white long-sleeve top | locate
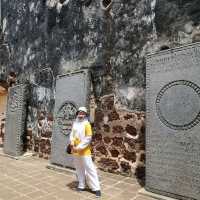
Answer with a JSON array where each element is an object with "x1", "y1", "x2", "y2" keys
[{"x1": 70, "y1": 119, "x2": 93, "y2": 156}]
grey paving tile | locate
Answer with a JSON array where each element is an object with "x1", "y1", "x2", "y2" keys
[{"x1": 0, "y1": 153, "x2": 156, "y2": 200}]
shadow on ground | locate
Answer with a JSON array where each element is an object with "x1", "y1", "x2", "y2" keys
[{"x1": 66, "y1": 181, "x2": 95, "y2": 194}]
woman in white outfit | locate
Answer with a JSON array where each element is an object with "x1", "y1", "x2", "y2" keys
[{"x1": 70, "y1": 107, "x2": 101, "y2": 198}]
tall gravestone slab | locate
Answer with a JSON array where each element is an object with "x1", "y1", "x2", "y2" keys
[
  {"x1": 146, "y1": 42, "x2": 200, "y2": 200},
  {"x1": 50, "y1": 70, "x2": 90, "y2": 168},
  {"x1": 4, "y1": 84, "x2": 28, "y2": 157}
]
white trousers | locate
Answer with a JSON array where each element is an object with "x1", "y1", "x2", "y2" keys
[{"x1": 73, "y1": 156, "x2": 101, "y2": 191}]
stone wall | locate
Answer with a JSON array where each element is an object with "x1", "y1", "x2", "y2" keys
[
  {"x1": 25, "y1": 110, "x2": 53, "y2": 159},
  {"x1": 1, "y1": 0, "x2": 152, "y2": 111},
  {"x1": 25, "y1": 84, "x2": 54, "y2": 159},
  {"x1": 92, "y1": 94, "x2": 145, "y2": 178},
  {"x1": 2, "y1": 0, "x2": 200, "y2": 113},
  {"x1": 0, "y1": 0, "x2": 200, "y2": 179}
]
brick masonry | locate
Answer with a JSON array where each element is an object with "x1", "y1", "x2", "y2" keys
[
  {"x1": 25, "y1": 111, "x2": 53, "y2": 160},
  {"x1": 0, "y1": 117, "x2": 5, "y2": 147},
  {"x1": 92, "y1": 94, "x2": 145, "y2": 178}
]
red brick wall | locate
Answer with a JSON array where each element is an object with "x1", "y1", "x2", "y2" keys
[
  {"x1": 0, "y1": 117, "x2": 5, "y2": 147},
  {"x1": 25, "y1": 112, "x2": 53, "y2": 159},
  {"x1": 92, "y1": 94, "x2": 145, "y2": 178}
]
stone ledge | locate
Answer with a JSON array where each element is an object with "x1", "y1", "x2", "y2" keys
[
  {"x1": 0, "y1": 148, "x2": 35, "y2": 160},
  {"x1": 46, "y1": 163, "x2": 76, "y2": 175},
  {"x1": 139, "y1": 188, "x2": 178, "y2": 200}
]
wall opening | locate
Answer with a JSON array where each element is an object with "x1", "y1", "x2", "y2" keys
[
  {"x1": 59, "y1": 0, "x2": 66, "y2": 4},
  {"x1": 102, "y1": 0, "x2": 112, "y2": 8},
  {"x1": 101, "y1": 0, "x2": 112, "y2": 11},
  {"x1": 160, "y1": 45, "x2": 170, "y2": 51}
]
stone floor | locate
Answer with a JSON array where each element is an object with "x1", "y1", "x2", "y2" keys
[{"x1": 0, "y1": 151, "x2": 156, "y2": 200}]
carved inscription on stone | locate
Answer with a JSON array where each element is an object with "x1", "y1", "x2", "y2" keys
[
  {"x1": 147, "y1": 46, "x2": 200, "y2": 73},
  {"x1": 51, "y1": 70, "x2": 90, "y2": 168},
  {"x1": 156, "y1": 80, "x2": 200, "y2": 130},
  {"x1": 4, "y1": 84, "x2": 28, "y2": 157},
  {"x1": 146, "y1": 43, "x2": 200, "y2": 200},
  {"x1": 56, "y1": 102, "x2": 77, "y2": 135}
]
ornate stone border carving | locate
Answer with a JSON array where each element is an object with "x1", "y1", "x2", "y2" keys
[
  {"x1": 56, "y1": 101, "x2": 77, "y2": 135},
  {"x1": 4, "y1": 84, "x2": 28, "y2": 156},
  {"x1": 156, "y1": 80, "x2": 200, "y2": 130}
]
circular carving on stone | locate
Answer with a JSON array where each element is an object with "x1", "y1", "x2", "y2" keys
[
  {"x1": 56, "y1": 102, "x2": 77, "y2": 135},
  {"x1": 156, "y1": 80, "x2": 200, "y2": 130}
]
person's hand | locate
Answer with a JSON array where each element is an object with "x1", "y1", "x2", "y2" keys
[{"x1": 72, "y1": 146, "x2": 78, "y2": 153}]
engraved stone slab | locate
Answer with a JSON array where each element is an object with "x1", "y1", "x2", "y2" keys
[
  {"x1": 146, "y1": 42, "x2": 200, "y2": 200},
  {"x1": 50, "y1": 70, "x2": 90, "y2": 168},
  {"x1": 4, "y1": 84, "x2": 28, "y2": 157}
]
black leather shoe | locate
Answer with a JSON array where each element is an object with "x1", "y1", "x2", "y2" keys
[{"x1": 95, "y1": 190, "x2": 101, "y2": 198}]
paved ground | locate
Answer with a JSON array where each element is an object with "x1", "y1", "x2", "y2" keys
[{"x1": 0, "y1": 151, "x2": 155, "y2": 200}]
